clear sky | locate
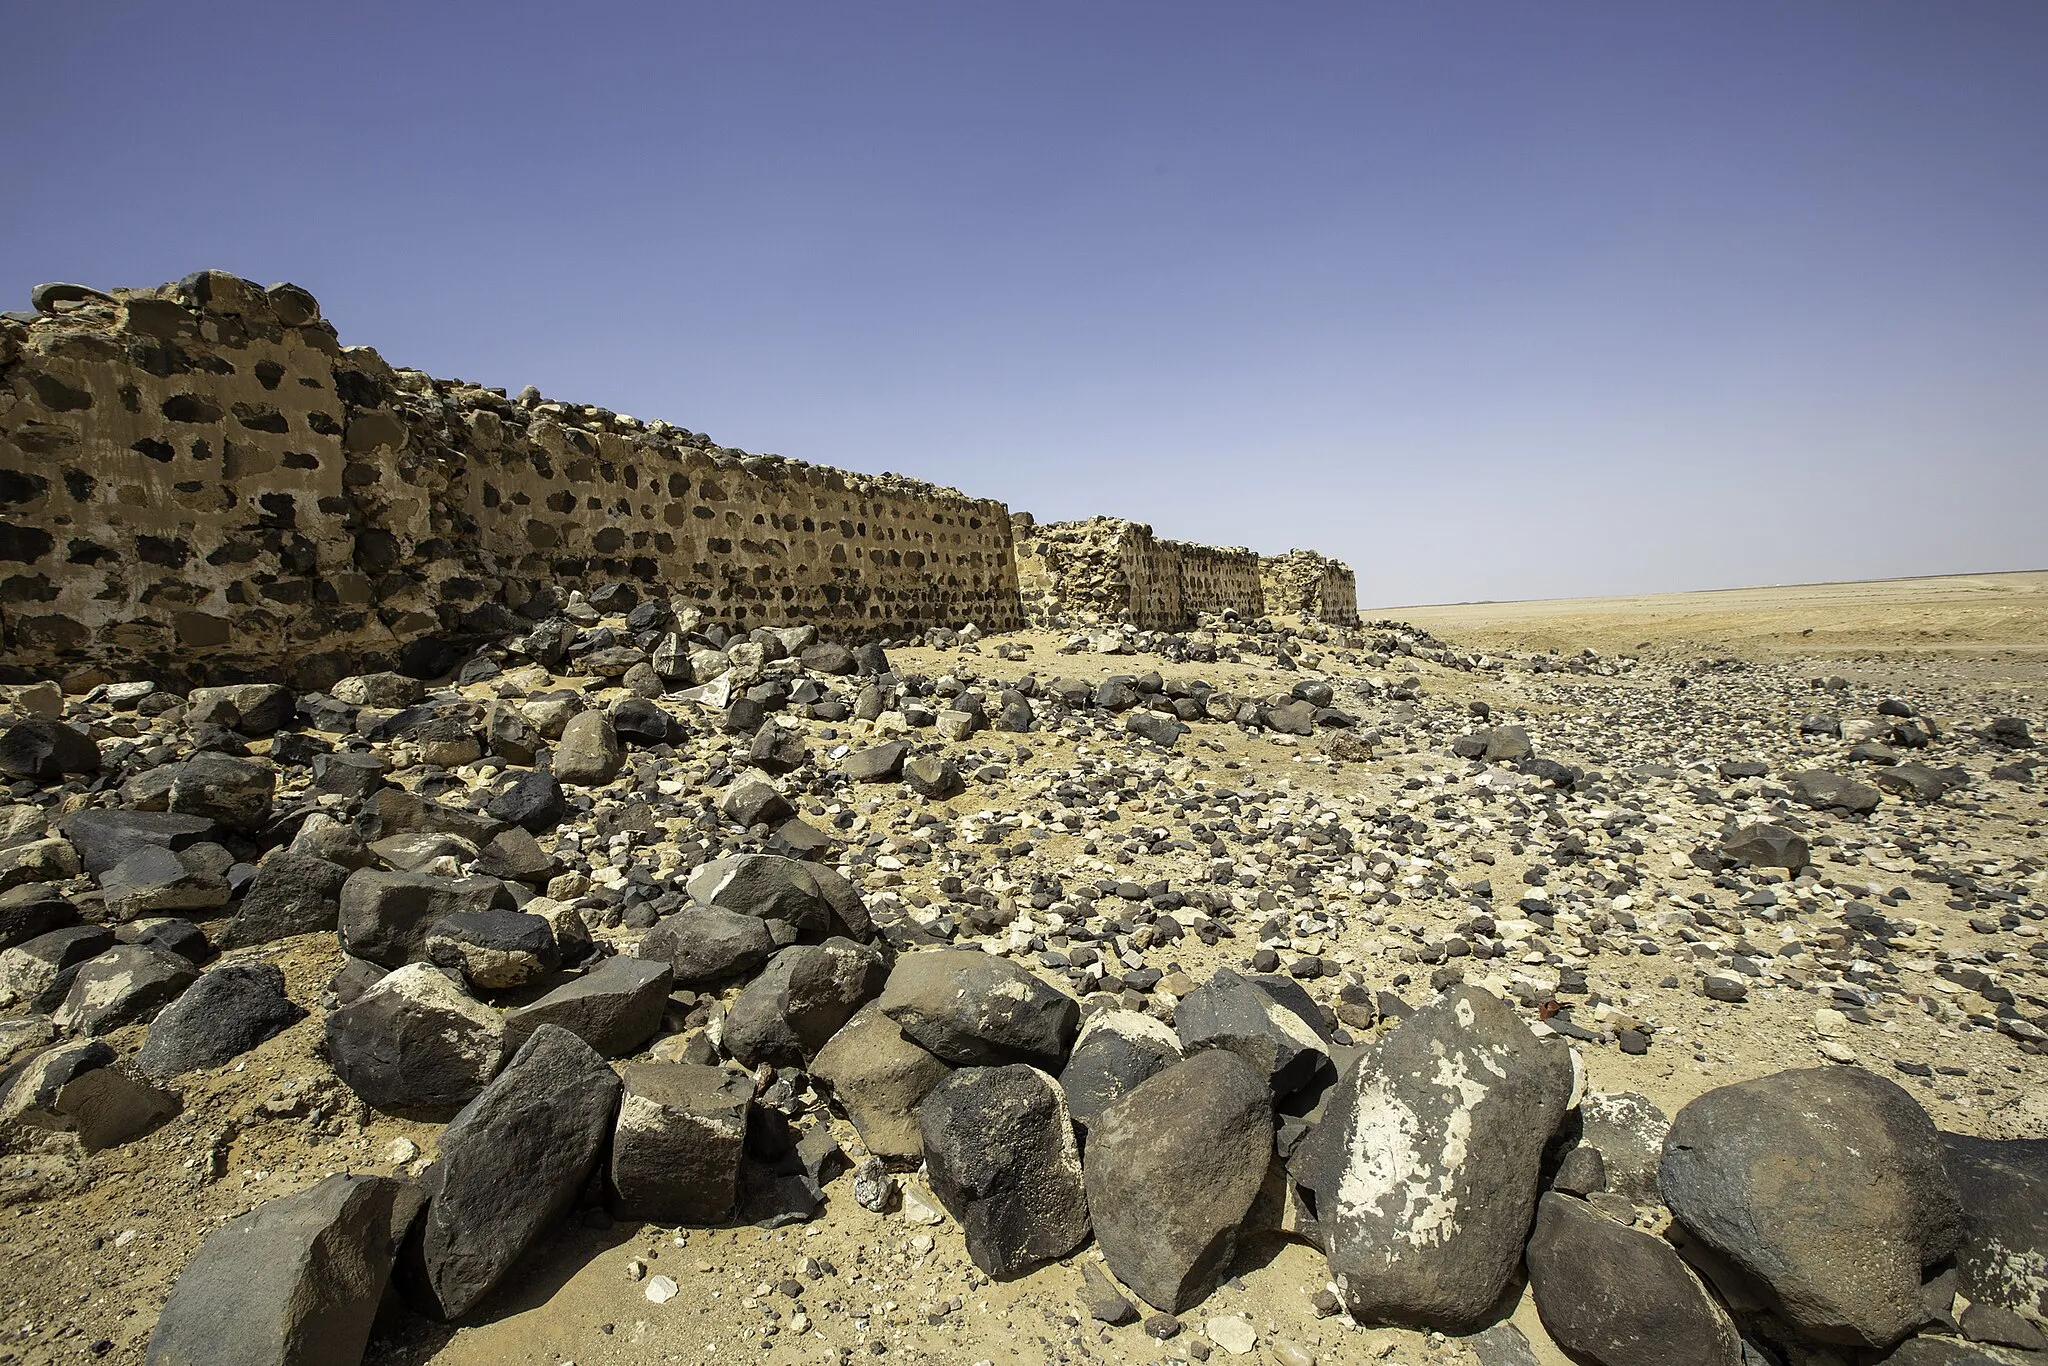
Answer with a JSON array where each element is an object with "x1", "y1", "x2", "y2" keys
[{"x1": 6, "y1": 2, "x2": 2044, "y2": 607}]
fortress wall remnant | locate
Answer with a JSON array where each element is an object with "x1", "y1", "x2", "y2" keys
[
  {"x1": 0, "y1": 273, "x2": 1020, "y2": 686},
  {"x1": 1261, "y1": 549, "x2": 1360, "y2": 626},
  {"x1": 1015, "y1": 517, "x2": 1267, "y2": 629},
  {"x1": 1163, "y1": 539, "x2": 1264, "y2": 620}
]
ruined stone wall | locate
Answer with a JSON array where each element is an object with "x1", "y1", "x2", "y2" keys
[
  {"x1": 1013, "y1": 517, "x2": 1139, "y2": 626},
  {"x1": 1, "y1": 272, "x2": 1020, "y2": 686},
  {"x1": 1016, "y1": 519, "x2": 1268, "y2": 629},
  {"x1": 384, "y1": 371, "x2": 1020, "y2": 643},
  {"x1": 1164, "y1": 539, "x2": 1264, "y2": 620},
  {"x1": 0, "y1": 272, "x2": 483, "y2": 689},
  {"x1": 1261, "y1": 549, "x2": 1360, "y2": 626}
]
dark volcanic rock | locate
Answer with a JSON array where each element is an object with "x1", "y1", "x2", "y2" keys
[
  {"x1": 1719, "y1": 823, "x2": 1809, "y2": 872},
  {"x1": 721, "y1": 776, "x2": 794, "y2": 828},
  {"x1": 401, "y1": 1026, "x2": 621, "y2": 1320},
  {"x1": 1058, "y1": 1008, "x2": 1182, "y2": 1135},
  {"x1": 637, "y1": 905, "x2": 778, "y2": 986},
  {"x1": 1658, "y1": 1067, "x2": 1963, "y2": 1348},
  {"x1": 1082, "y1": 1048, "x2": 1272, "y2": 1313},
  {"x1": 167, "y1": 753, "x2": 275, "y2": 832},
  {"x1": 1173, "y1": 968, "x2": 1331, "y2": 1097},
  {"x1": 338, "y1": 869, "x2": 512, "y2": 968},
  {"x1": 1526, "y1": 1192, "x2": 1740, "y2": 1366},
  {"x1": 146, "y1": 1174, "x2": 414, "y2": 1366},
  {"x1": 1575, "y1": 1092, "x2": 1671, "y2": 1204},
  {"x1": 0, "y1": 719, "x2": 100, "y2": 780},
  {"x1": 685, "y1": 853, "x2": 851, "y2": 940},
  {"x1": 723, "y1": 938, "x2": 888, "y2": 1067},
  {"x1": 1, "y1": 1039, "x2": 180, "y2": 1151},
  {"x1": 1789, "y1": 770, "x2": 1882, "y2": 816},
  {"x1": 137, "y1": 962, "x2": 304, "y2": 1078},
  {"x1": 502, "y1": 955, "x2": 672, "y2": 1059},
  {"x1": 325, "y1": 963, "x2": 505, "y2": 1120},
  {"x1": 811, "y1": 1002, "x2": 953, "y2": 1163},
  {"x1": 56, "y1": 809, "x2": 216, "y2": 876},
  {"x1": 484, "y1": 768, "x2": 565, "y2": 834},
  {"x1": 919, "y1": 1064, "x2": 1090, "y2": 1278},
  {"x1": 1289, "y1": 985, "x2": 1577, "y2": 1331},
  {"x1": 222, "y1": 852, "x2": 349, "y2": 947},
  {"x1": 878, "y1": 949, "x2": 1080, "y2": 1070},
  {"x1": 53, "y1": 945, "x2": 199, "y2": 1035},
  {"x1": 1940, "y1": 1132, "x2": 2048, "y2": 1322},
  {"x1": 609, "y1": 1061, "x2": 753, "y2": 1224},
  {"x1": 423, "y1": 909, "x2": 560, "y2": 992},
  {"x1": 0, "y1": 883, "x2": 77, "y2": 951},
  {"x1": 838, "y1": 741, "x2": 909, "y2": 783}
]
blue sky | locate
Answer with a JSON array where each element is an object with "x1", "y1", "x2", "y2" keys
[{"x1": 6, "y1": 2, "x2": 2044, "y2": 606}]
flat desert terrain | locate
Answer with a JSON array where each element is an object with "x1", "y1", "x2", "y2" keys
[{"x1": 1382, "y1": 569, "x2": 2048, "y2": 675}]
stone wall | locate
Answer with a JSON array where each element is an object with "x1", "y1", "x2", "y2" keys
[
  {"x1": 1, "y1": 273, "x2": 1020, "y2": 686},
  {"x1": 1014, "y1": 517, "x2": 1266, "y2": 629},
  {"x1": 2, "y1": 269, "x2": 1360, "y2": 683},
  {"x1": 1261, "y1": 550, "x2": 1360, "y2": 626},
  {"x1": 1165, "y1": 539, "x2": 1264, "y2": 620}
]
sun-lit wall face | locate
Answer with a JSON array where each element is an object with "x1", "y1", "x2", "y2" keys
[{"x1": 0, "y1": 272, "x2": 1022, "y2": 687}]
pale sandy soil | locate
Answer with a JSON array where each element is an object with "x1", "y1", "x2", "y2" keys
[
  {"x1": 1377, "y1": 569, "x2": 2048, "y2": 672},
  {"x1": 3, "y1": 592, "x2": 2043, "y2": 1366}
]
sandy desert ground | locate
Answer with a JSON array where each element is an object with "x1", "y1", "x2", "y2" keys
[
  {"x1": 3, "y1": 571, "x2": 2043, "y2": 1366},
  {"x1": 1381, "y1": 570, "x2": 2048, "y2": 680}
]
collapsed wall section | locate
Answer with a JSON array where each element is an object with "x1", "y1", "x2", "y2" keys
[
  {"x1": 0, "y1": 272, "x2": 1021, "y2": 686},
  {"x1": 1262, "y1": 549, "x2": 1360, "y2": 626},
  {"x1": 1014, "y1": 517, "x2": 1266, "y2": 629}
]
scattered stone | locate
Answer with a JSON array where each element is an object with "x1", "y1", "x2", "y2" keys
[
  {"x1": 839, "y1": 742, "x2": 909, "y2": 783},
  {"x1": 99, "y1": 844, "x2": 231, "y2": 922},
  {"x1": 167, "y1": 753, "x2": 274, "y2": 831},
  {"x1": 1083, "y1": 1048, "x2": 1272, "y2": 1312},
  {"x1": 223, "y1": 852, "x2": 349, "y2": 946},
  {"x1": 1289, "y1": 985, "x2": 1577, "y2": 1331},
  {"x1": 55, "y1": 809, "x2": 216, "y2": 877},
  {"x1": 146, "y1": 1174, "x2": 413, "y2": 1366},
  {"x1": 400, "y1": 1026, "x2": 621, "y2": 1319},
  {"x1": 1658, "y1": 1067, "x2": 1963, "y2": 1348},
  {"x1": 1080, "y1": 1261, "x2": 1139, "y2": 1325},
  {"x1": 553, "y1": 711, "x2": 624, "y2": 786},
  {"x1": 1789, "y1": 770, "x2": 1882, "y2": 816},
  {"x1": 1720, "y1": 823, "x2": 1809, "y2": 871},
  {"x1": 1205, "y1": 1314, "x2": 1257, "y2": 1356},
  {"x1": 919, "y1": 1064, "x2": 1090, "y2": 1277},
  {"x1": 686, "y1": 853, "x2": 858, "y2": 940},
  {"x1": 136, "y1": 962, "x2": 304, "y2": 1078}
]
